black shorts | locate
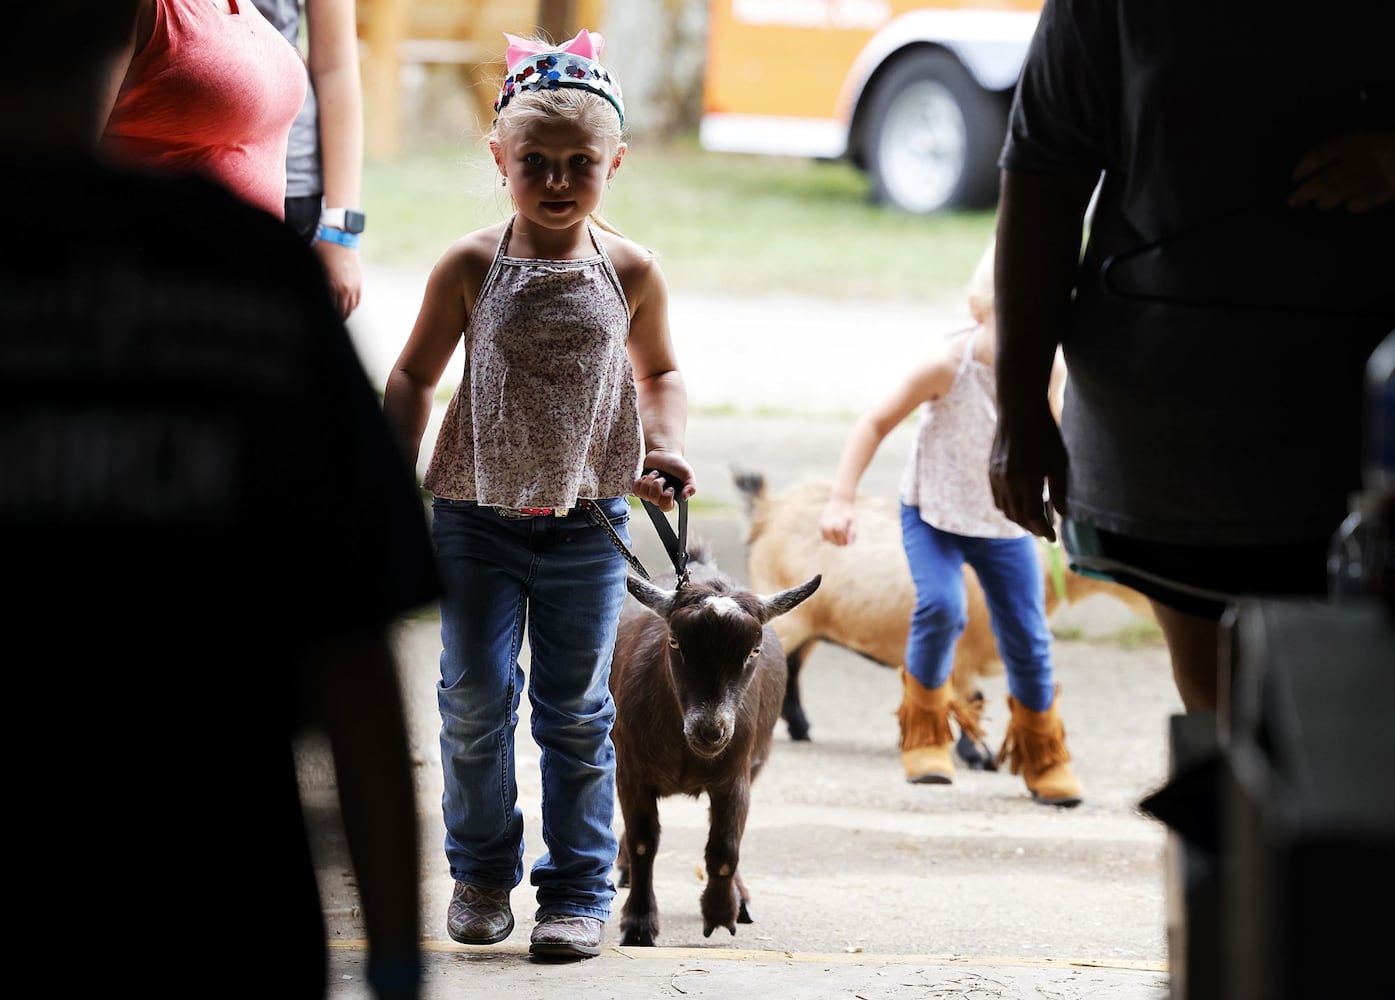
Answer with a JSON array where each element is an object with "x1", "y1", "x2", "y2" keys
[
  {"x1": 1061, "y1": 518, "x2": 1329, "y2": 620},
  {"x1": 284, "y1": 194, "x2": 321, "y2": 244}
]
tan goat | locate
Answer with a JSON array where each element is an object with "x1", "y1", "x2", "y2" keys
[{"x1": 734, "y1": 471, "x2": 1155, "y2": 758}]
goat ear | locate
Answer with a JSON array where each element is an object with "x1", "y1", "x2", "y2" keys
[
  {"x1": 627, "y1": 573, "x2": 677, "y2": 616},
  {"x1": 757, "y1": 574, "x2": 821, "y2": 624}
]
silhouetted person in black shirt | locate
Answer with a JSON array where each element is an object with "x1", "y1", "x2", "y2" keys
[{"x1": 1, "y1": 5, "x2": 440, "y2": 997}]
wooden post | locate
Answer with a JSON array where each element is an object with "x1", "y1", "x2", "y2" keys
[
  {"x1": 363, "y1": 0, "x2": 408, "y2": 158},
  {"x1": 537, "y1": 0, "x2": 578, "y2": 41},
  {"x1": 356, "y1": 0, "x2": 605, "y2": 156},
  {"x1": 576, "y1": 0, "x2": 605, "y2": 33}
]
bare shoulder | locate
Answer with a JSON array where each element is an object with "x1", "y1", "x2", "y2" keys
[
  {"x1": 594, "y1": 226, "x2": 657, "y2": 268},
  {"x1": 923, "y1": 328, "x2": 970, "y2": 377},
  {"x1": 596, "y1": 228, "x2": 666, "y2": 306},
  {"x1": 409, "y1": 223, "x2": 506, "y2": 320},
  {"x1": 424, "y1": 223, "x2": 505, "y2": 310},
  {"x1": 434, "y1": 223, "x2": 503, "y2": 274},
  {"x1": 907, "y1": 329, "x2": 969, "y2": 400}
]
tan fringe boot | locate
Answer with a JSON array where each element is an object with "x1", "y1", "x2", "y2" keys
[
  {"x1": 898, "y1": 669, "x2": 956, "y2": 784},
  {"x1": 995, "y1": 685, "x2": 1084, "y2": 807}
]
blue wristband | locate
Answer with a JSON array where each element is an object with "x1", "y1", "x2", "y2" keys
[{"x1": 316, "y1": 224, "x2": 361, "y2": 249}]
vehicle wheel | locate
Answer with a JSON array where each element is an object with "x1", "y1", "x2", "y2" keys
[{"x1": 862, "y1": 49, "x2": 1008, "y2": 214}]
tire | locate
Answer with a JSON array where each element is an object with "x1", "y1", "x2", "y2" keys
[{"x1": 862, "y1": 49, "x2": 1009, "y2": 214}]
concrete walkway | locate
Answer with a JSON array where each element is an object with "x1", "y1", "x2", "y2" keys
[
  {"x1": 327, "y1": 943, "x2": 1170, "y2": 999},
  {"x1": 319, "y1": 265, "x2": 1179, "y2": 1000}
]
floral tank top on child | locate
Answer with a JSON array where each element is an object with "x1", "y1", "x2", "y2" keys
[
  {"x1": 423, "y1": 218, "x2": 644, "y2": 509},
  {"x1": 899, "y1": 328, "x2": 1027, "y2": 540}
]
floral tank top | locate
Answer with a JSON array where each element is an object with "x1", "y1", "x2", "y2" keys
[
  {"x1": 899, "y1": 328, "x2": 1027, "y2": 539},
  {"x1": 422, "y1": 218, "x2": 643, "y2": 508}
]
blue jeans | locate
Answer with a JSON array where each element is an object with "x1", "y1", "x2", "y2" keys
[
  {"x1": 900, "y1": 504, "x2": 1055, "y2": 712},
  {"x1": 430, "y1": 496, "x2": 631, "y2": 920}
]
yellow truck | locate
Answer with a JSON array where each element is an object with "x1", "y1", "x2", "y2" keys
[{"x1": 700, "y1": 0, "x2": 1042, "y2": 213}]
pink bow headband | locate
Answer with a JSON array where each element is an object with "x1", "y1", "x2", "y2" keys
[{"x1": 495, "y1": 29, "x2": 625, "y2": 126}]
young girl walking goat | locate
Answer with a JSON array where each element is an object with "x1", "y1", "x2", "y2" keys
[{"x1": 381, "y1": 28, "x2": 697, "y2": 960}]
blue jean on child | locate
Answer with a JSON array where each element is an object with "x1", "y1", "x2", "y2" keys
[
  {"x1": 899, "y1": 503, "x2": 1055, "y2": 712},
  {"x1": 430, "y1": 496, "x2": 631, "y2": 920}
]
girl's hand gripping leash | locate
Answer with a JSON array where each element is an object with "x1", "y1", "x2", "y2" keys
[{"x1": 640, "y1": 469, "x2": 690, "y2": 588}]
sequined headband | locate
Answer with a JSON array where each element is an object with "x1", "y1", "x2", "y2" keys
[{"x1": 494, "y1": 29, "x2": 625, "y2": 126}]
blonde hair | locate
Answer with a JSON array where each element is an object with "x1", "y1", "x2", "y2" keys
[
  {"x1": 966, "y1": 237, "x2": 996, "y2": 323},
  {"x1": 490, "y1": 86, "x2": 628, "y2": 237}
]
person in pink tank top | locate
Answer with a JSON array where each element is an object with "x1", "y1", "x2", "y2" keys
[
  {"x1": 819, "y1": 239, "x2": 1085, "y2": 808},
  {"x1": 101, "y1": 0, "x2": 307, "y2": 218}
]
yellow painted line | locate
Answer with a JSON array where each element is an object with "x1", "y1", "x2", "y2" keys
[{"x1": 327, "y1": 939, "x2": 1167, "y2": 973}]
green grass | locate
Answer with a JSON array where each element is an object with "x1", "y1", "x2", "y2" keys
[
  {"x1": 363, "y1": 133, "x2": 997, "y2": 302},
  {"x1": 1052, "y1": 620, "x2": 1165, "y2": 647}
]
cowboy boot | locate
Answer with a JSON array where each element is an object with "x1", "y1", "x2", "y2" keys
[
  {"x1": 995, "y1": 684, "x2": 1084, "y2": 807},
  {"x1": 898, "y1": 669, "x2": 956, "y2": 783}
]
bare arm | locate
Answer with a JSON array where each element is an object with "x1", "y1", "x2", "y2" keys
[
  {"x1": 381, "y1": 241, "x2": 479, "y2": 472},
  {"x1": 819, "y1": 343, "x2": 958, "y2": 546},
  {"x1": 620, "y1": 248, "x2": 696, "y2": 511},
  {"x1": 98, "y1": 0, "x2": 152, "y2": 130},
  {"x1": 989, "y1": 167, "x2": 1096, "y2": 541},
  {"x1": 1047, "y1": 349, "x2": 1068, "y2": 424},
  {"x1": 304, "y1": 0, "x2": 365, "y2": 319}
]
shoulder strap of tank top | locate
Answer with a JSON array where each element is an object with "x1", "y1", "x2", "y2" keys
[
  {"x1": 586, "y1": 219, "x2": 630, "y2": 314},
  {"x1": 949, "y1": 324, "x2": 998, "y2": 421},
  {"x1": 494, "y1": 216, "x2": 515, "y2": 262},
  {"x1": 474, "y1": 216, "x2": 516, "y2": 309},
  {"x1": 947, "y1": 324, "x2": 978, "y2": 382}
]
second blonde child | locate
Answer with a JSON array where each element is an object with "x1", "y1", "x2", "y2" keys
[{"x1": 819, "y1": 240, "x2": 1083, "y2": 807}]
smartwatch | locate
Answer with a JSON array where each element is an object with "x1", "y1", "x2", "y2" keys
[{"x1": 320, "y1": 207, "x2": 366, "y2": 234}]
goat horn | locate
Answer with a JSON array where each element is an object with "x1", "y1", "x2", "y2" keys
[{"x1": 757, "y1": 574, "x2": 821, "y2": 624}]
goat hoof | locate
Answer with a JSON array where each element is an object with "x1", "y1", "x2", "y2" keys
[
  {"x1": 782, "y1": 703, "x2": 812, "y2": 741},
  {"x1": 784, "y1": 718, "x2": 811, "y2": 742},
  {"x1": 619, "y1": 927, "x2": 655, "y2": 947},
  {"x1": 737, "y1": 902, "x2": 753, "y2": 924},
  {"x1": 955, "y1": 731, "x2": 997, "y2": 771}
]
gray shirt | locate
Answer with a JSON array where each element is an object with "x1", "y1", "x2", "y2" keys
[{"x1": 252, "y1": 0, "x2": 320, "y2": 199}]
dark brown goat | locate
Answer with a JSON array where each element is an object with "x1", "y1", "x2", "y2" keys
[{"x1": 609, "y1": 539, "x2": 820, "y2": 947}]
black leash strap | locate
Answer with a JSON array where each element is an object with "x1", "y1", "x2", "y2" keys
[
  {"x1": 638, "y1": 468, "x2": 690, "y2": 586},
  {"x1": 641, "y1": 494, "x2": 689, "y2": 586},
  {"x1": 578, "y1": 472, "x2": 690, "y2": 588}
]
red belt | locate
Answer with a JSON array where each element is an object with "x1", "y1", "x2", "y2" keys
[{"x1": 496, "y1": 506, "x2": 569, "y2": 519}]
